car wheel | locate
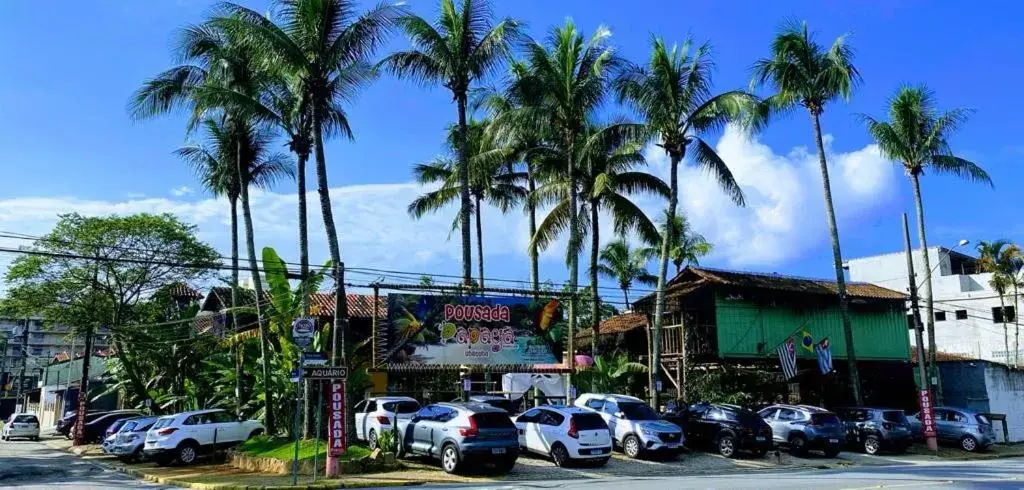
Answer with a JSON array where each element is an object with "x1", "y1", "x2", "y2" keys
[
  {"x1": 551, "y1": 443, "x2": 570, "y2": 467},
  {"x1": 960, "y1": 435, "x2": 979, "y2": 452},
  {"x1": 622, "y1": 435, "x2": 642, "y2": 459},
  {"x1": 788, "y1": 434, "x2": 808, "y2": 457},
  {"x1": 717, "y1": 434, "x2": 737, "y2": 458},
  {"x1": 441, "y1": 443, "x2": 461, "y2": 474},
  {"x1": 863, "y1": 436, "x2": 880, "y2": 455},
  {"x1": 367, "y1": 430, "x2": 378, "y2": 450},
  {"x1": 823, "y1": 446, "x2": 841, "y2": 458},
  {"x1": 248, "y1": 429, "x2": 263, "y2": 440},
  {"x1": 177, "y1": 442, "x2": 199, "y2": 465},
  {"x1": 31, "y1": 436, "x2": 39, "y2": 442}
]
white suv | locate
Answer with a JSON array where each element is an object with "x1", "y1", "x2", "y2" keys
[
  {"x1": 575, "y1": 393, "x2": 684, "y2": 459},
  {"x1": 354, "y1": 396, "x2": 420, "y2": 448},
  {"x1": 513, "y1": 405, "x2": 612, "y2": 466},
  {"x1": 144, "y1": 409, "x2": 264, "y2": 465}
]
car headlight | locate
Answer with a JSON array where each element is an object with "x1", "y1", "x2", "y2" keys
[{"x1": 639, "y1": 427, "x2": 657, "y2": 436}]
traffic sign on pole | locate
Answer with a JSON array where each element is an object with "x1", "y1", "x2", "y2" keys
[
  {"x1": 302, "y1": 366, "x2": 348, "y2": 379},
  {"x1": 292, "y1": 317, "x2": 315, "y2": 349}
]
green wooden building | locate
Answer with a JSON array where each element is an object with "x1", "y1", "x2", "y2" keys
[{"x1": 620, "y1": 267, "x2": 915, "y2": 407}]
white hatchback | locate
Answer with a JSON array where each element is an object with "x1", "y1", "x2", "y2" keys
[
  {"x1": 143, "y1": 409, "x2": 264, "y2": 465},
  {"x1": 354, "y1": 396, "x2": 420, "y2": 449},
  {"x1": 513, "y1": 405, "x2": 613, "y2": 466},
  {"x1": 2, "y1": 413, "x2": 40, "y2": 441}
]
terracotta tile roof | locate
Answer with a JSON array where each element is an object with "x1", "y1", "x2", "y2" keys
[
  {"x1": 681, "y1": 267, "x2": 906, "y2": 300},
  {"x1": 576, "y1": 312, "x2": 648, "y2": 339},
  {"x1": 202, "y1": 287, "x2": 384, "y2": 319},
  {"x1": 910, "y1": 347, "x2": 978, "y2": 363},
  {"x1": 164, "y1": 283, "x2": 203, "y2": 300}
]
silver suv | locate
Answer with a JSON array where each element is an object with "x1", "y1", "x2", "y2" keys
[
  {"x1": 759, "y1": 404, "x2": 844, "y2": 457},
  {"x1": 397, "y1": 402, "x2": 519, "y2": 474}
]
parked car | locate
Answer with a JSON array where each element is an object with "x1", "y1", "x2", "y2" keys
[
  {"x1": 574, "y1": 393, "x2": 684, "y2": 459},
  {"x1": 109, "y1": 416, "x2": 159, "y2": 462},
  {"x1": 2, "y1": 413, "x2": 40, "y2": 441},
  {"x1": 467, "y1": 395, "x2": 524, "y2": 414},
  {"x1": 354, "y1": 396, "x2": 420, "y2": 449},
  {"x1": 678, "y1": 402, "x2": 773, "y2": 458},
  {"x1": 56, "y1": 410, "x2": 104, "y2": 439},
  {"x1": 908, "y1": 407, "x2": 995, "y2": 452},
  {"x1": 143, "y1": 409, "x2": 265, "y2": 465},
  {"x1": 101, "y1": 418, "x2": 133, "y2": 454},
  {"x1": 758, "y1": 404, "x2": 844, "y2": 457},
  {"x1": 835, "y1": 407, "x2": 912, "y2": 455},
  {"x1": 513, "y1": 405, "x2": 612, "y2": 467},
  {"x1": 396, "y1": 402, "x2": 518, "y2": 474},
  {"x1": 83, "y1": 410, "x2": 144, "y2": 444}
]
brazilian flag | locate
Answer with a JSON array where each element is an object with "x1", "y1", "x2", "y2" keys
[{"x1": 801, "y1": 330, "x2": 815, "y2": 353}]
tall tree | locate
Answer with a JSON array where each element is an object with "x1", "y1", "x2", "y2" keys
[
  {"x1": 383, "y1": 0, "x2": 522, "y2": 286},
  {"x1": 658, "y1": 209, "x2": 712, "y2": 273},
  {"x1": 752, "y1": 22, "x2": 864, "y2": 403},
  {"x1": 130, "y1": 20, "x2": 286, "y2": 430},
  {"x1": 213, "y1": 3, "x2": 400, "y2": 441},
  {"x1": 616, "y1": 36, "x2": 751, "y2": 407},
  {"x1": 860, "y1": 85, "x2": 992, "y2": 386},
  {"x1": 408, "y1": 120, "x2": 525, "y2": 286},
  {"x1": 532, "y1": 124, "x2": 668, "y2": 353},
  {"x1": 977, "y1": 240, "x2": 1021, "y2": 365},
  {"x1": 501, "y1": 20, "x2": 622, "y2": 359},
  {"x1": 595, "y1": 237, "x2": 657, "y2": 308}
]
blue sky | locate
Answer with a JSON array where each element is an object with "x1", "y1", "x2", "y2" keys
[{"x1": 1, "y1": 0, "x2": 1021, "y2": 302}]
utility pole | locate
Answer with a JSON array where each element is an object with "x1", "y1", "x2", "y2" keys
[
  {"x1": 904, "y1": 213, "x2": 937, "y2": 452},
  {"x1": 16, "y1": 317, "x2": 29, "y2": 409},
  {"x1": 73, "y1": 263, "x2": 100, "y2": 446}
]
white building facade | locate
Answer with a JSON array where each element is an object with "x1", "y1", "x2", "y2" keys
[{"x1": 846, "y1": 247, "x2": 1021, "y2": 365}]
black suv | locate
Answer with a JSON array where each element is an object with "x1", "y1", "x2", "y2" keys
[
  {"x1": 834, "y1": 407, "x2": 913, "y2": 455},
  {"x1": 675, "y1": 402, "x2": 773, "y2": 458}
]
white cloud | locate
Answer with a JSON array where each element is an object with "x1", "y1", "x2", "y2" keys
[{"x1": 170, "y1": 186, "x2": 194, "y2": 197}]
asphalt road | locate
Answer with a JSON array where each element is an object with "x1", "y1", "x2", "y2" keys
[
  {"x1": 400, "y1": 458, "x2": 1024, "y2": 490},
  {"x1": 0, "y1": 437, "x2": 168, "y2": 489}
]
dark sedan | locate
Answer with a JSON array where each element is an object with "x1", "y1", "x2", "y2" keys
[{"x1": 676, "y1": 402, "x2": 773, "y2": 458}]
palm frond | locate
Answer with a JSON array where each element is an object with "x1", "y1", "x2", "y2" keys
[{"x1": 689, "y1": 137, "x2": 745, "y2": 206}]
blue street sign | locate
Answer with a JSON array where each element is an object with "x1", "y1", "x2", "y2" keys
[{"x1": 301, "y1": 352, "x2": 328, "y2": 366}]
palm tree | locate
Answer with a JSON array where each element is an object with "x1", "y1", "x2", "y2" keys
[
  {"x1": 499, "y1": 19, "x2": 622, "y2": 360},
  {"x1": 212, "y1": 3, "x2": 401, "y2": 413},
  {"x1": 751, "y1": 21, "x2": 863, "y2": 404},
  {"x1": 658, "y1": 210, "x2": 712, "y2": 273},
  {"x1": 860, "y1": 85, "x2": 992, "y2": 382},
  {"x1": 130, "y1": 20, "x2": 284, "y2": 431},
  {"x1": 977, "y1": 240, "x2": 1022, "y2": 365},
  {"x1": 532, "y1": 124, "x2": 668, "y2": 354},
  {"x1": 616, "y1": 36, "x2": 752, "y2": 407},
  {"x1": 596, "y1": 237, "x2": 657, "y2": 308},
  {"x1": 408, "y1": 120, "x2": 525, "y2": 286},
  {"x1": 383, "y1": 0, "x2": 522, "y2": 286}
]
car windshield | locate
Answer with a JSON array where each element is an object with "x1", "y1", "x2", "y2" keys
[
  {"x1": 151, "y1": 418, "x2": 174, "y2": 430},
  {"x1": 382, "y1": 401, "x2": 420, "y2": 414},
  {"x1": 882, "y1": 411, "x2": 908, "y2": 424},
  {"x1": 572, "y1": 413, "x2": 608, "y2": 430},
  {"x1": 121, "y1": 421, "x2": 138, "y2": 432},
  {"x1": 481, "y1": 399, "x2": 518, "y2": 413},
  {"x1": 13, "y1": 415, "x2": 37, "y2": 424},
  {"x1": 976, "y1": 414, "x2": 990, "y2": 425},
  {"x1": 619, "y1": 402, "x2": 659, "y2": 421},
  {"x1": 472, "y1": 412, "x2": 514, "y2": 428}
]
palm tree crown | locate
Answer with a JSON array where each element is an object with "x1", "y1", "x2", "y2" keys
[
  {"x1": 595, "y1": 238, "x2": 657, "y2": 308},
  {"x1": 658, "y1": 210, "x2": 712, "y2": 273}
]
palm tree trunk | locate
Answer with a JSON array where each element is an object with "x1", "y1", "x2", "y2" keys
[
  {"x1": 528, "y1": 171, "x2": 539, "y2": 299},
  {"x1": 457, "y1": 93, "x2": 473, "y2": 286},
  {"x1": 297, "y1": 149, "x2": 314, "y2": 438},
  {"x1": 590, "y1": 200, "x2": 601, "y2": 356},
  {"x1": 999, "y1": 294, "x2": 1009, "y2": 363},
  {"x1": 811, "y1": 112, "x2": 862, "y2": 405},
  {"x1": 237, "y1": 138, "x2": 274, "y2": 434},
  {"x1": 475, "y1": 195, "x2": 485, "y2": 288},
  {"x1": 622, "y1": 287, "x2": 629, "y2": 310},
  {"x1": 1014, "y1": 283, "x2": 1020, "y2": 367},
  {"x1": 566, "y1": 133, "x2": 578, "y2": 387},
  {"x1": 230, "y1": 196, "x2": 242, "y2": 418},
  {"x1": 910, "y1": 173, "x2": 940, "y2": 401},
  {"x1": 651, "y1": 149, "x2": 680, "y2": 410},
  {"x1": 312, "y1": 103, "x2": 352, "y2": 442}
]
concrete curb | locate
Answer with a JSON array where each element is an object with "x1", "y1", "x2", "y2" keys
[{"x1": 111, "y1": 464, "x2": 427, "y2": 490}]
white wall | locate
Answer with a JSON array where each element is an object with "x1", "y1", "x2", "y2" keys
[
  {"x1": 847, "y1": 248, "x2": 1023, "y2": 365},
  {"x1": 984, "y1": 364, "x2": 1024, "y2": 443}
]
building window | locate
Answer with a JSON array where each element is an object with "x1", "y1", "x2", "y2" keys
[
  {"x1": 992, "y1": 306, "x2": 1016, "y2": 324},
  {"x1": 955, "y1": 310, "x2": 968, "y2": 320},
  {"x1": 934, "y1": 311, "x2": 946, "y2": 322}
]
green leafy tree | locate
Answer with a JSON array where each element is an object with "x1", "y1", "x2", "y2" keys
[
  {"x1": 383, "y1": 0, "x2": 522, "y2": 286},
  {"x1": 575, "y1": 354, "x2": 648, "y2": 395},
  {"x1": 977, "y1": 240, "x2": 1022, "y2": 365},
  {"x1": 615, "y1": 36, "x2": 753, "y2": 407},
  {"x1": 751, "y1": 21, "x2": 863, "y2": 403},
  {"x1": 658, "y1": 210, "x2": 712, "y2": 273},
  {"x1": 860, "y1": 85, "x2": 992, "y2": 377},
  {"x1": 596, "y1": 237, "x2": 657, "y2": 308},
  {"x1": 3, "y1": 213, "x2": 220, "y2": 412}
]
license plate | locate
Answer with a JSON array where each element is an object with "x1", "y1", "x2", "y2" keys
[
  {"x1": 756, "y1": 436, "x2": 765, "y2": 441},
  {"x1": 491, "y1": 448, "x2": 506, "y2": 455},
  {"x1": 829, "y1": 438, "x2": 839, "y2": 444}
]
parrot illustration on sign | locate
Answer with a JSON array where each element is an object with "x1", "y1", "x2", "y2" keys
[
  {"x1": 537, "y1": 299, "x2": 560, "y2": 330},
  {"x1": 439, "y1": 322, "x2": 457, "y2": 343}
]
